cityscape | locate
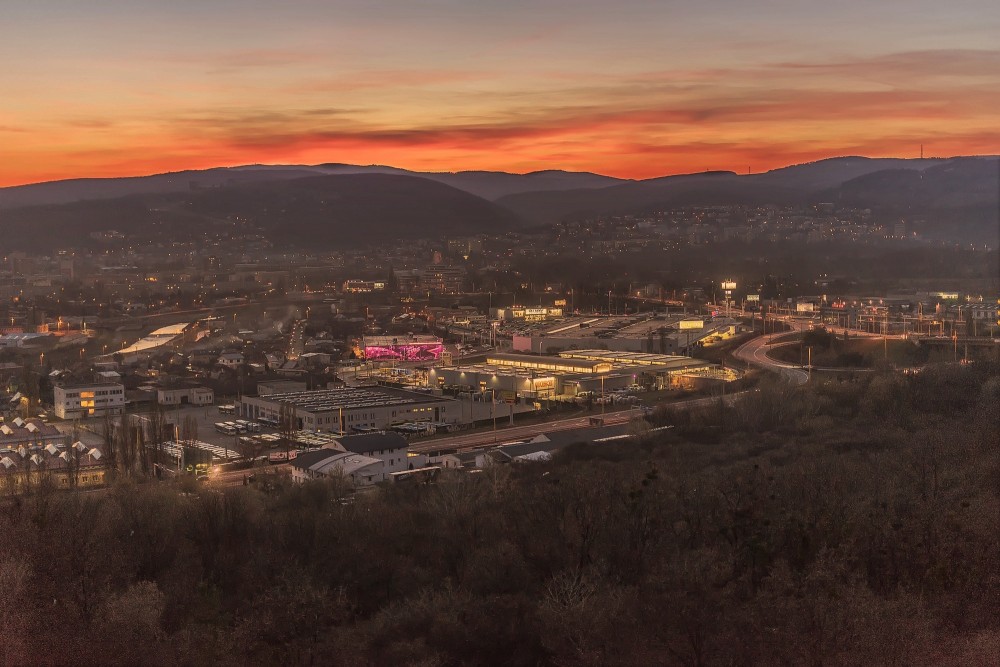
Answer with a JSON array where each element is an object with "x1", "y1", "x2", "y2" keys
[{"x1": 1, "y1": 1, "x2": 998, "y2": 665}]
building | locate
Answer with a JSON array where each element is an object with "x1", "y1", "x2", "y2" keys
[
  {"x1": 0, "y1": 419, "x2": 107, "y2": 493},
  {"x1": 428, "y1": 350, "x2": 719, "y2": 399},
  {"x1": 217, "y1": 351, "x2": 245, "y2": 367},
  {"x1": 362, "y1": 335, "x2": 443, "y2": 362},
  {"x1": 290, "y1": 449, "x2": 384, "y2": 486},
  {"x1": 492, "y1": 306, "x2": 564, "y2": 322},
  {"x1": 507, "y1": 313, "x2": 739, "y2": 355},
  {"x1": 421, "y1": 265, "x2": 465, "y2": 294},
  {"x1": 330, "y1": 432, "x2": 411, "y2": 476},
  {"x1": 236, "y1": 386, "x2": 463, "y2": 433},
  {"x1": 112, "y1": 322, "x2": 198, "y2": 363},
  {"x1": 343, "y1": 279, "x2": 387, "y2": 293},
  {"x1": 53, "y1": 383, "x2": 125, "y2": 419},
  {"x1": 257, "y1": 380, "x2": 308, "y2": 395},
  {"x1": 0, "y1": 417, "x2": 64, "y2": 448},
  {"x1": 156, "y1": 384, "x2": 214, "y2": 407}
]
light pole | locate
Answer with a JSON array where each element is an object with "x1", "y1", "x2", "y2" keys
[
  {"x1": 600, "y1": 372, "x2": 606, "y2": 418},
  {"x1": 491, "y1": 389, "x2": 497, "y2": 444}
]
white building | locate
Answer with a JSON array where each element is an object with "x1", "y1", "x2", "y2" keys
[
  {"x1": 156, "y1": 385, "x2": 214, "y2": 407},
  {"x1": 217, "y1": 351, "x2": 245, "y2": 367},
  {"x1": 330, "y1": 432, "x2": 411, "y2": 476},
  {"x1": 54, "y1": 383, "x2": 125, "y2": 420},
  {"x1": 290, "y1": 449, "x2": 384, "y2": 486}
]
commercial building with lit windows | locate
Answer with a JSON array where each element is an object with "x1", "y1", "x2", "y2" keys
[
  {"x1": 236, "y1": 386, "x2": 464, "y2": 433},
  {"x1": 428, "y1": 351, "x2": 724, "y2": 399},
  {"x1": 53, "y1": 383, "x2": 126, "y2": 419}
]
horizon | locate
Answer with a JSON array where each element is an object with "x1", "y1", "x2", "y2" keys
[
  {"x1": 3, "y1": 152, "x2": 999, "y2": 190},
  {"x1": 3, "y1": 1, "x2": 999, "y2": 187}
]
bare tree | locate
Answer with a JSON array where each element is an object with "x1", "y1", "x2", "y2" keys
[
  {"x1": 279, "y1": 402, "x2": 298, "y2": 461},
  {"x1": 181, "y1": 414, "x2": 198, "y2": 444}
]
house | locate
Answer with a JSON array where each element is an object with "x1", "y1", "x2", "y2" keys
[
  {"x1": 427, "y1": 449, "x2": 480, "y2": 470},
  {"x1": 217, "y1": 351, "x2": 245, "y2": 367},
  {"x1": 0, "y1": 420, "x2": 107, "y2": 493},
  {"x1": 330, "y1": 432, "x2": 411, "y2": 476},
  {"x1": 289, "y1": 449, "x2": 384, "y2": 486}
]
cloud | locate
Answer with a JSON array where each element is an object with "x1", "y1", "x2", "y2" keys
[{"x1": 2, "y1": 45, "x2": 999, "y2": 185}]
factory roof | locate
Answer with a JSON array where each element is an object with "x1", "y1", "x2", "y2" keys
[{"x1": 250, "y1": 386, "x2": 445, "y2": 413}]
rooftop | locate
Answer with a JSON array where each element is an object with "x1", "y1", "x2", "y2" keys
[
  {"x1": 336, "y1": 431, "x2": 408, "y2": 455},
  {"x1": 253, "y1": 386, "x2": 447, "y2": 412}
]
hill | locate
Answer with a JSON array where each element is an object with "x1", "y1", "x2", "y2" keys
[
  {"x1": 0, "y1": 173, "x2": 520, "y2": 251},
  {"x1": 0, "y1": 164, "x2": 623, "y2": 209},
  {"x1": 497, "y1": 157, "x2": 999, "y2": 230}
]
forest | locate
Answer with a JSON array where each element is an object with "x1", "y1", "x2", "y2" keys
[{"x1": 1, "y1": 361, "x2": 998, "y2": 666}]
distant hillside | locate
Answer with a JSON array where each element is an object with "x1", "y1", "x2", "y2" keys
[
  {"x1": 0, "y1": 173, "x2": 520, "y2": 251},
  {"x1": 828, "y1": 158, "x2": 999, "y2": 208},
  {"x1": 497, "y1": 170, "x2": 800, "y2": 223},
  {"x1": 750, "y1": 156, "x2": 943, "y2": 191},
  {"x1": 1, "y1": 156, "x2": 995, "y2": 248},
  {"x1": 0, "y1": 163, "x2": 623, "y2": 209},
  {"x1": 497, "y1": 157, "x2": 999, "y2": 227},
  {"x1": 0, "y1": 166, "x2": 323, "y2": 210},
  {"x1": 182, "y1": 173, "x2": 521, "y2": 246},
  {"x1": 316, "y1": 164, "x2": 624, "y2": 200}
]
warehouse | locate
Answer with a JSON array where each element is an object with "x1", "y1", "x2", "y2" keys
[
  {"x1": 427, "y1": 350, "x2": 719, "y2": 399},
  {"x1": 236, "y1": 386, "x2": 464, "y2": 433}
]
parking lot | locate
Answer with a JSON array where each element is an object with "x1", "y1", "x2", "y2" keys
[{"x1": 158, "y1": 404, "x2": 282, "y2": 449}]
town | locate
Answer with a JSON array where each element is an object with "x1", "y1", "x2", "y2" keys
[{"x1": 1, "y1": 212, "x2": 996, "y2": 493}]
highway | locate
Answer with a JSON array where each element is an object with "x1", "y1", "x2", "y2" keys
[{"x1": 733, "y1": 312, "x2": 905, "y2": 385}]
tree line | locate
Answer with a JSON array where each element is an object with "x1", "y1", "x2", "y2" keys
[{"x1": 0, "y1": 361, "x2": 998, "y2": 665}]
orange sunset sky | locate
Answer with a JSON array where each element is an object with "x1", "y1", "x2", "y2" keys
[{"x1": 2, "y1": 1, "x2": 999, "y2": 187}]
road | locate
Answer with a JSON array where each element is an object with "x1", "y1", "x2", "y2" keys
[
  {"x1": 409, "y1": 393, "x2": 738, "y2": 454},
  {"x1": 733, "y1": 314, "x2": 904, "y2": 385},
  {"x1": 733, "y1": 333, "x2": 810, "y2": 385}
]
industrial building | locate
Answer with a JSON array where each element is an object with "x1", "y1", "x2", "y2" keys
[
  {"x1": 235, "y1": 386, "x2": 463, "y2": 433},
  {"x1": 510, "y1": 314, "x2": 738, "y2": 355},
  {"x1": 491, "y1": 306, "x2": 564, "y2": 322},
  {"x1": 427, "y1": 350, "x2": 720, "y2": 399},
  {"x1": 362, "y1": 335, "x2": 443, "y2": 362},
  {"x1": 110, "y1": 321, "x2": 200, "y2": 363}
]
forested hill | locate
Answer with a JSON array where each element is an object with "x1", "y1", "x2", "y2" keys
[{"x1": 0, "y1": 173, "x2": 521, "y2": 251}]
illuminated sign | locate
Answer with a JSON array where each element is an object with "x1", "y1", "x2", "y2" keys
[
  {"x1": 554, "y1": 299, "x2": 567, "y2": 307},
  {"x1": 721, "y1": 281, "x2": 737, "y2": 291},
  {"x1": 746, "y1": 294, "x2": 760, "y2": 302},
  {"x1": 364, "y1": 342, "x2": 443, "y2": 361},
  {"x1": 532, "y1": 378, "x2": 555, "y2": 390}
]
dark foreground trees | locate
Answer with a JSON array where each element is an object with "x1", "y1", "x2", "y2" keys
[{"x1": 1, "y1": 361, "x2": 998, "y2": 665}]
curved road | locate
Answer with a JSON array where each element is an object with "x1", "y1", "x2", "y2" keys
[
  {"x1": 734, "y1": 316, "x2": 900, "y2": 385},
  {"x1": 734, "y1": 334, "x2": 810, "y2": 385}
]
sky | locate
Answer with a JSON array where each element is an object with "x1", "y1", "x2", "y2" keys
[{"x1": 1, "y1": 0, "x2": 999, "y2": 186}]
